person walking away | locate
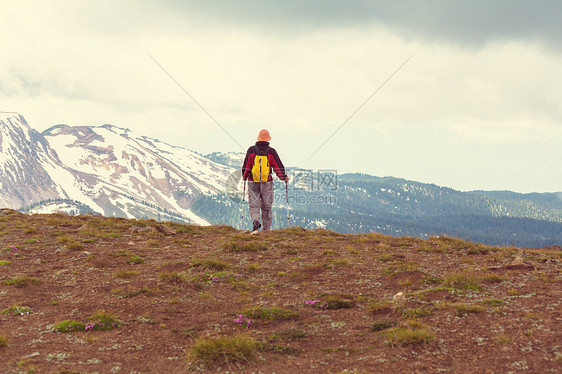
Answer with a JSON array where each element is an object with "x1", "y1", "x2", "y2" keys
[{"x1": 242, "y1": 129, "x2": 289, "y2": 231}]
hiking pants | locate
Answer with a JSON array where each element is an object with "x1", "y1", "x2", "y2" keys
[{"x1": 248, "y1": 180, "x2": 274, "y2": 230}]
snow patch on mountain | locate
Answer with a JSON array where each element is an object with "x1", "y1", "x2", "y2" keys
[
  {"x1": 40, "y1": 122, "x2": 234, "y2": 224},
  {"x1": 0, "y1": 112, "x2": 69, "y2": 208},
  {"x1": 205, "y1": 151, "x2": 246, "y2": 168}
]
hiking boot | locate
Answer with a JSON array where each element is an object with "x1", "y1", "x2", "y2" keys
[{"x1": 252, "y1": 220, "x2": 262, "y2": 232}]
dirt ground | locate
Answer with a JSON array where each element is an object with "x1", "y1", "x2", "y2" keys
[{"x1": 0, "y1": 210, "x2": 560, "y2": 373}]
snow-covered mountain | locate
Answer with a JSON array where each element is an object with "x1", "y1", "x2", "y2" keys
[
  {"x1": 0, "y1": 112, "x2": 75, "y2": 208},
  {"x1": 0, "y1": 112, "x2": 234, "y2": 224}
]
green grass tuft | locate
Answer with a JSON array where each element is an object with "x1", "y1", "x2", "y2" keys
[
  {"x1": 0, "y1": 260, "x2": 11, "y2": 266},
  {"x1": 402, "y1": 307, "x2": 433, "y2": 319},
  {"x1": 53, "y1": 320, "x2": 86, "y2": 333},
  {"x1": 451, "y1": 302, "x2": 486, "y2": 316},
  {"x1": 383, "y1": 324, "x2": 434, "y2": 346},
  {"x1": 187, "y1": 334, "x2": 259, "y2": 368},
  {"x1": 480, "y1": 298, "x2": 504, "y2": 307},
  {"x1": 2, "y1": 305, "x2": 32, "y2": 316},
  {"x1": 67, "y1": 241, "x2": 84, "y2": 250},
  {"x1": 3, "y1": 276, "x2": 39, "y2": 288},
  {"x1": 441, "y1": 271, "x2": 483, "y2": 291},
  {"x1": 168, "y1": 223, "x2": 196, "y2": 233},
  {"x1": 241, "y1": 306, "x2": 298, "y2": 321},
  {"x1": 53, "y1": 311, "x2": 121, "y2": 333},
  {"x1": 87, "y1": 310, "x2": 121, "y2": 330},
  {"x1": 381, "y1": 262, "x2": 420, "y2": 276},
  {"x1": 115, "y1": 270, "x2": 140, "y2": 278},
  {"x1": 221, "y1": 238, "x2": 268, "y2": 252},
  {"x1": 127, "y1": 254, "x2": 145, "y2": 264},
  {"x1": 57, "y1": 235, "x2": 71, "y2": 243}
]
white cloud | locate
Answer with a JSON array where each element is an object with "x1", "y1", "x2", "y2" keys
[{"x1": 1, "y1": 1, "x2": 561, "y2": 192}]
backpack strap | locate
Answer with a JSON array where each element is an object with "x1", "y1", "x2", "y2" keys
[{"x1": 254, "y1": 145, "x2": 269, "y2": 156}]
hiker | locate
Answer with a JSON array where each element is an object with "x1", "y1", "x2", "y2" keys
[{"x1": 242, "y1": 129, "x2": 289, "y2": 231}]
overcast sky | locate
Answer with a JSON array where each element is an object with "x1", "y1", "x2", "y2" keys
[{"x1": 2, "y1": 0, "x2": 561, "y2": 193}]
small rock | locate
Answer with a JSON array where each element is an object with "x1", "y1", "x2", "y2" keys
[
  {"x1": 155, "y1": 224, "x2": 176, "y2": 236},
  {"x1": 393, "y1": 292, "x2": 406, "y2": 305},
  {"x1": 77, "y1": 251, "x2": 92, "y2": 260},
  {"x1": 504, "y1": 254, "x2": 534, "y2": 270},
  {"x1": 128, "y1": 225, "x2": 142, "y2": 233},
  {"x1": 511, "y1": 255, "x2": 525, "y2": 266},
  {"x1": 138, "y1": 226, "x2": 157, "y2": 234}
]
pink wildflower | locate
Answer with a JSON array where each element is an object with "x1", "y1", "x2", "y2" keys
[
  {"x1": 85, "y1": 323, "x2": 96, "y2": 331},
  {"x1": 303, "y1": 299, "x2": 321, "y2": 305}
]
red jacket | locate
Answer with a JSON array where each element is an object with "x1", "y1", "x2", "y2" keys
[{"x1": 242, "y1": 141, "x2": 288, "y2": 182}]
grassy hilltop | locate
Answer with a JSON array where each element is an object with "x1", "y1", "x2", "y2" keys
[{"x1": 0, "y1": 209, "x2": 560, "y2": 373}]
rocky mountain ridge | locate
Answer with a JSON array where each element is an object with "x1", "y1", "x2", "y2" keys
[
  {"x1": 0, "y1": 112, "x2": 72, "y2": 208},
  {"x1": 1, "y1": 112, "x2": 232, "y2": 224}
]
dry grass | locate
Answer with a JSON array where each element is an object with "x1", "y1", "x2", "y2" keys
[
  {"x1": 158, "y1": 271, "x2": 192, "y2": 286},
  {"x1": 451, "y1": 302, "x2": 486, "y2": 316},
  {"x1": 111, "y1": 286, "x2": 148, "y2": 298},
  {"x1": 0, "y1": 334, "x2": 9, "y2": 347},
  {"x1": 115, "y1": 270, "x2": 140, "y2": 278},
  {"x1": 186, "y1": 334, "x2": 259, "y2": 368},
  {"x1": 221, "y1": 238, "x2": 268, "y2": 252},
  {"x1": 383, "y1": 322, "x2": 434, "y2": 346},
  {"x1": 440, "y1": 271, "x2": 483, "y2": 291}
]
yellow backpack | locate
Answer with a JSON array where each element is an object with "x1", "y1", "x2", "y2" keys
[{"x1": 251, "y1": 145, "x2": 270, "y2": 182}]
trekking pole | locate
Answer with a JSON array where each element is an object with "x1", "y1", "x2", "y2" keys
[
  {"x1": 240, "y1": 179, "x2": 247, "y2": 229},
  {"x1": 285, "y1": 180, "x2": 289, "y2": 228}
]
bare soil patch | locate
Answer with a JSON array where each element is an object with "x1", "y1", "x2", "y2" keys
[{"x1": 0, "y1": 211, "x2": 560, "y2": 373}]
